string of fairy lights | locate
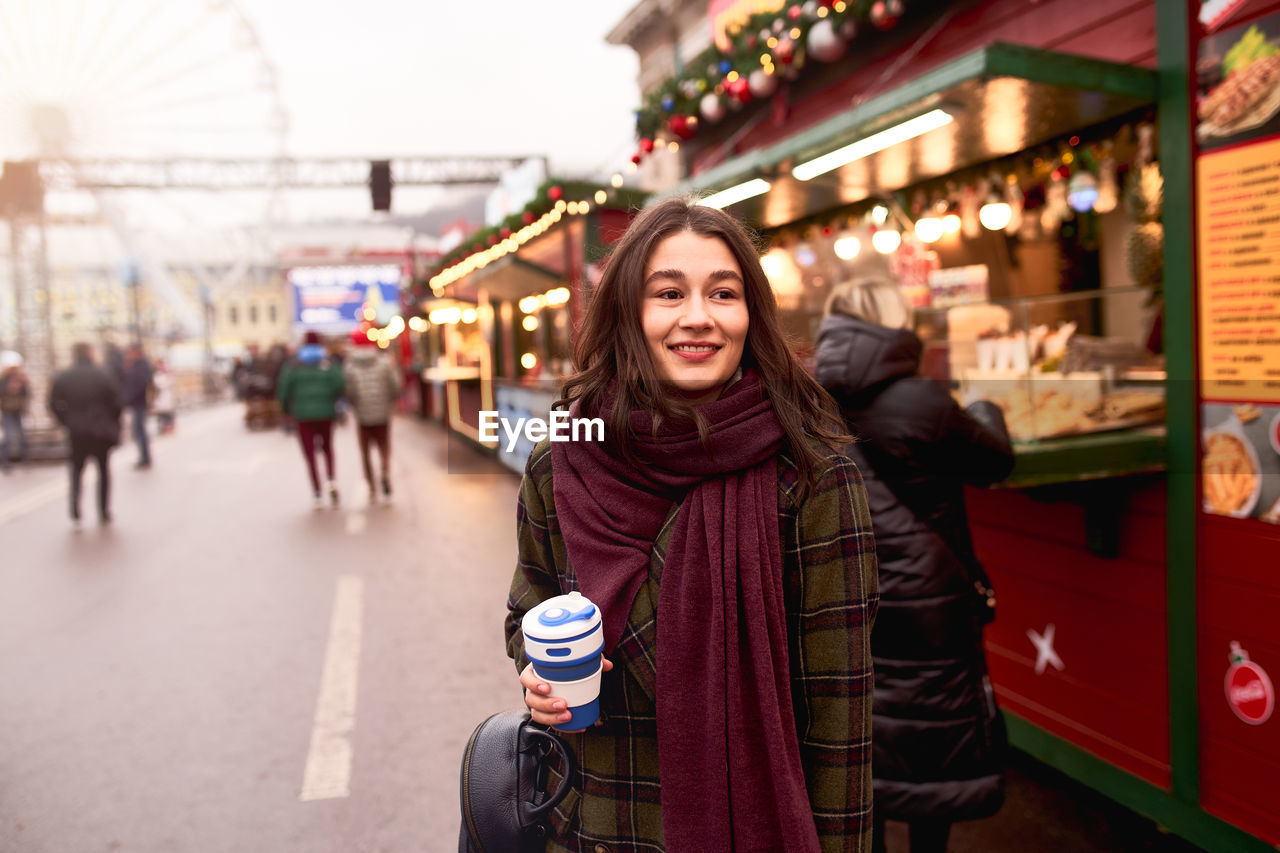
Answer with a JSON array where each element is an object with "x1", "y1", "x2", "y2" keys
[{"x1": 427, "y1": 195, "x2": 608, "y2": 295}]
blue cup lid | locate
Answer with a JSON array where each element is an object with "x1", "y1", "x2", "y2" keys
[{"x1": 522, "y1": 591, "x2": 602, "y2": 641}]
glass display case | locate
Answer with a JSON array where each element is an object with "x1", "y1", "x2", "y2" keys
[{"x1": 915, "y1": 286, "x2": 1166, "y2": 442}]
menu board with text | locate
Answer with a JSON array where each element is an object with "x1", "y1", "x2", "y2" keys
[{"x1": 1197, "y1": 136, "x2": 1280, "y2": 404}]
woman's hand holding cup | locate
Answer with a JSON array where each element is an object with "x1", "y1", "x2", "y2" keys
[{"x1": 522, "y1": 657, "x2": 613, "y2": 730}]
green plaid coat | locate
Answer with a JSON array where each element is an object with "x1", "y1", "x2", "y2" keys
[{"x1": 505, "y1": 438, "x2": 879, "y2": 853}]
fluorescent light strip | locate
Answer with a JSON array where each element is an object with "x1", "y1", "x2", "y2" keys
[
  {"x1": 697, "y1": 178, "x2": 772, "y2": 209},
  {"x1": 791, "y1": 108, "x2": 953, "y2": 182}
]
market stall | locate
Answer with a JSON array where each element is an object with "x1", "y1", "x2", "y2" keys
[
  {"x1": 1189, "y1": 2, "x2": 1280, "y2": 842},
  {"x1": 415, "y1": 181, "x2": 640, "y2": 470},
  {"x1": 622, "y1": 0, "x2": 1277, "y2": 848}
]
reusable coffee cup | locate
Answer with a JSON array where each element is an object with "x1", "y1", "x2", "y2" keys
[{"x1": 522, "y1": 591, "x2": 604, "y2": 730}]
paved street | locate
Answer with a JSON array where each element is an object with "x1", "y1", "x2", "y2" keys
[
  {"x1": 0, "y1": 404, "x2": 1205, "y2": 852},
  {"x1": 0, "y1": 404, "x2": 522, "y2": 853}
]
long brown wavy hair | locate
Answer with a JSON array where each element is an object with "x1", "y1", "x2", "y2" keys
[{"x1": 558, "y1": 197, "x2": 849, "y2": 496}]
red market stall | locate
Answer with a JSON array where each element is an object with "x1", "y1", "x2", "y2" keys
[
  {"x1": 1189, "y1": 2, "x2": 1280, "y2": 840},
  {"x1": 613, "y1": 0, "x2": 1280, "y2": 848}
]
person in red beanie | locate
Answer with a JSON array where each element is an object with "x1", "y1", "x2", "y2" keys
[
  {"x1": 276, "y1": 330, "x2": 345, "y2": 508},
  {"x1": 343, "y1": 329, "x2": 400, "y2": 503}
]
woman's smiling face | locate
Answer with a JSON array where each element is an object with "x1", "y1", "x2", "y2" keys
[{"x1": 640, "y1": 230, "x2": 749, "y2": 404}]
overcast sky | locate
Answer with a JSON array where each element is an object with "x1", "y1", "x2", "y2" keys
[
  {"x1": 0, "y1": 0, "x2": 643, "y2": 236},
  {"x1": 246, "y1": 0, "x2": 641, "y2": 176}
]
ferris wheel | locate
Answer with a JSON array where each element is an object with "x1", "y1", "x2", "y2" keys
[
  {"x1": 0, "y1": 0, "x2": 288, "y2": 163},
  {"x1": 0, "y1": 0, "x2": 290, "y2": 340}
]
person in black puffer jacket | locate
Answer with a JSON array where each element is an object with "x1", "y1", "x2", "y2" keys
[
  {"x1": 49, "y1": 342, "x2": 123, "y2": 524},
  {"x1": 814, "y1": 277, "x2": 1014, "y2": 853}
]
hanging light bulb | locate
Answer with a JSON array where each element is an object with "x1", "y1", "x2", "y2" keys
[
  {"x1": 1093, "y1": 152, "x2": 1118, "y2": 214},
  {"x1": 1067, "y1": 171, "x2": 1099, "y2": 213},
  {"x1": 1004, "y1": 175, "x2": 1024, "y2": 235},
  {"x1": 942, "y1": 211, "x2": 962, "y2": 234},
  {"x1": 760, "y1": 249, "x2": 785, "y2": 279},
  {"x1": 978, "y1": 180, "x2": 1012, "y2": 231},
  {"x1": 979, "y1": 199, "x2": 1012, "y2": 231},
  {"x1": 833, "y1": 233, "x2": 861, "y2": 260},
  {"x1": 914, "y1": 216, "x2": 944, "y2": 243},
  {"x1": 871, "y1": 227, "x2": 901, "y2": 254}
]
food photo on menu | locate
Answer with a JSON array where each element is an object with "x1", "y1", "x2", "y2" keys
[
  {"x1": 1201, "y1": 402, "x2": 1280, "y2": 523},
  {"x1": 1197, "y1": 13, "x2": 1280, "y2": 148}
]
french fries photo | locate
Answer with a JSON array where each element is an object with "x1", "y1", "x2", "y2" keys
[{"x1": 1203, "y1": 432, "x2": 1259, "y2": 515}]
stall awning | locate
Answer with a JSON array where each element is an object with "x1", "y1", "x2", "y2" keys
[
  {"x1": 451, "y1": 217, "x2": 583, "y2": 302},
  {"x1": 469, "y1": 255, "x2": 563, "y2": 302},
  {"x1": 665, "y1": 42, "x2": 1157, "y2": 227}
]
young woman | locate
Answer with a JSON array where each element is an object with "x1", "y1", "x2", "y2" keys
[
  {"x1": 813, "y1": 278, "x2": 1014, "y2": 853},
  {"x1": 504, "y1": 198, "x2": 879, "y2": 852}
]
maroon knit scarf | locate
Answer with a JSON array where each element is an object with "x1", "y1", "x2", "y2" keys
[{"x1": 550, "y1": 371, "x2": 821, "y2": 853}]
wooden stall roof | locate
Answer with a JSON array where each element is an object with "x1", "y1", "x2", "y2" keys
[
  {"x1": 454, "y1": 217, "x2": 585, "y2": 302},
  {"x1": 663, "y1": 42, "x2": 1158, "y2": 228}
]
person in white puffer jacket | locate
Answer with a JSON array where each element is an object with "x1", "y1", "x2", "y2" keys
[{"x1": 342, "y1": 332, "x2": 401, "y2": 503}]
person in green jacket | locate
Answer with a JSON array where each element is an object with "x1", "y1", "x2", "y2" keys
[{"x1": 277, "y1": 331, "x2": 345, "y2": 508}]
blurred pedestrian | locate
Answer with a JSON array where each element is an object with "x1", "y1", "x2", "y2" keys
[
  {"x1": 277, "y1": 331, "x2": 345, "y2": 509},
  {"x1": 121, "y1": 344, "x2": 154, "y2": 469},
  {"x1": 231, "y1": 355, "x2": 249, "y2": 401},
  {"x1": 152, "y1": 359, "x2": 176, "y2": 434},
  {"x1": 1, "y1": 352, "x2": 31, "y2": 472},
  {"x1": 268, "y1": 344, "x2": 291, "y2": 429},
  {"x1": 49, "y1": 343, "x2": 122, "y2": 525},
  {"x1": 343, "y1": 331, "x2": 400, "y2": 503},
  {"x1": 104, "y1": 342, "x2": 126, "y2": 386},
  {"x1": 814, "y1": 278, "x2": 1015, "y2": 853},
  {"x1": 505, "y1": 198, "x2": 879, "y2": 852}
]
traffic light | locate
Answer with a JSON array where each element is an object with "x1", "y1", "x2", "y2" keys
[{"x1": 369, "y1": 160, "x2": 392, "y2": 211}]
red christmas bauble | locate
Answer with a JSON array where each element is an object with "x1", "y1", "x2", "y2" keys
[
  {"x1": 668, "y1": 114, "x2": 698, "y2": 141},
  {"x1": 639, "y1": 137, "x2": 654, "y2": 153},
  {"x1": 631, "y1": 153, "x2": 643, "y2": 165},
  {"x1": 787, "y1": 5, "x2": 802, "y2": 18},
  {"x1": 548, "y1": 185, "x2": 563, "y2": 201},
  {"x1": 727, "y1": 76, "x2": 752, "y2": 104},
  {"x1": 500, "y1": 227, "x2": 512, "y2": 239},
  {"x1": 775, "y1": 38, "x2": 795, "y2": 64},
  {"x1": 870, "y1": 0, "x2": 903, "y2": 29},
  {"x1": 522, "y1": 211, "x2": 535, "y2": 224}
]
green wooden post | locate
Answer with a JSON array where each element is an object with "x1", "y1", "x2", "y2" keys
[{"x1": 1157, "y1": 0, "x2": 1200, "y2": 809}]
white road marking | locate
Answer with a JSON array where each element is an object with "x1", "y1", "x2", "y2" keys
[
  {"x1": 344, "y1": 511, "x2": 367, "y2": 535},
  {"x1": 0, "y1": 478, "x2": 68, "y2": 526},
  {"x1": 299, "y1": 575, "x2": 365, "y2": 801}
]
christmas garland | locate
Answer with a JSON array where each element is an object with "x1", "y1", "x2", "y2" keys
[
  {"x1": 631, "y1": 0, "x2": 907, "y2": 158},
  {"x1": 415, "y1": 179, "x2": 648, "y2": 297}
]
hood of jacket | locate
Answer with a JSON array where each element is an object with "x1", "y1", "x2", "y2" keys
[
  {"x1": 347, "y1": 347, "x2": 381, "y2": 368},
  {"x1": 813, "y1": 314, "x2": 922, "y2": 398},
  {"x1": 296, "y1": 343, "x2": 327, "y2": 366}
]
